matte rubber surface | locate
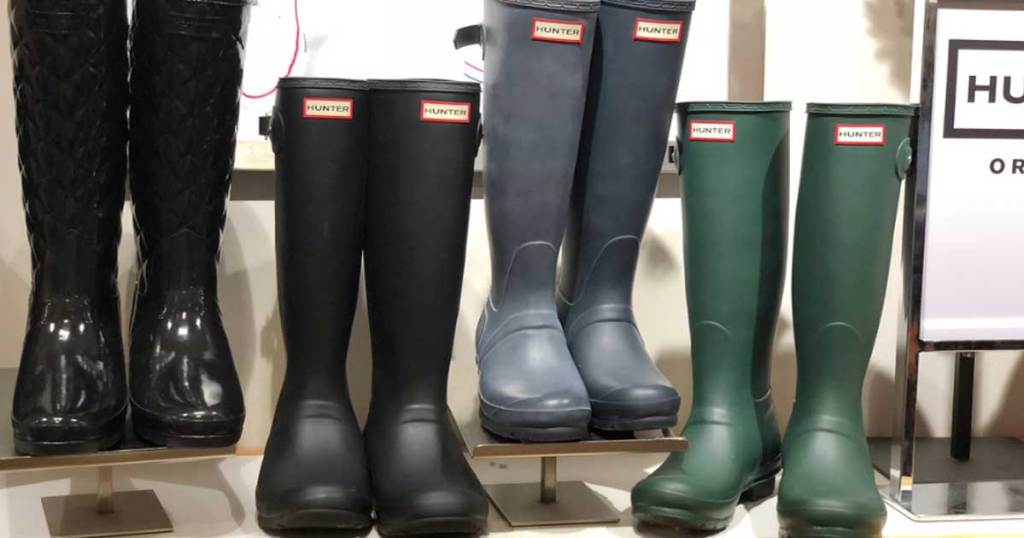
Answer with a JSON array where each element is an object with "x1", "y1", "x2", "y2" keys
[
  {"x1": 256, "y1": 79, "x2": 375, "y2": 529},
  {"x1": 473, "y1": 0, "x2": 599, "y2": 442},
  {"x1": 558, "y1": 0, "x2": 692, "y2": 433},
  {"x1": 632, "y1": 101, "x2": 790, "y2": 529},
  {"x1": 778, "y1": 103, "x2": 916, "y2": 538},
  {"x1": 364, "y1": 80, "x2": 489, "y2": 535},
  {"x1": 9, "y1": 0, "x2": 129, "y2": 455}
]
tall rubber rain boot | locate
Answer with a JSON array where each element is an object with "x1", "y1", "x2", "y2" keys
[
  {"x1": 255, "y1": 79, "x2": 374, "y2": 532},
  {"x1": 559, "y1": 0, "x2": 694, "y2": 432},
  {"x1": 778, "y1": 103, "x2": 916, "y2": 538},
  {"x1": 632, "y1": 101, "x2": 791, "y2": 530},
  {"x1": 468, "y1": 0, "x2": 600, "y2": 442},
  {"x1": 9, "y1": 0, "x2": 129, "y2": 455},
  {"x1": 127, "y1": 0, "x2": 249, "y2": 447},
  {"x1": 364, "y1": 80, "x2": 489, "y2": 536}
]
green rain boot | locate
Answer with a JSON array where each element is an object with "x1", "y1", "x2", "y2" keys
[
  {"x1": 778, "y1": 103, "x2": 916, "y2": 538},
  {"x1": 632, "y1": 101, "x2": 791, "y2": 531}
]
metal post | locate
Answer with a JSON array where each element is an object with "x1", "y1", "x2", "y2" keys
[
  {"x1": 96, "y1": 466, "x2": 114, "y2": 514},
  {"x1": 540, "y1": 457, "x2": 557, "y2": 504},
  {"x1": 950, "y1": 351, "x2": 975, "y2": 460}
]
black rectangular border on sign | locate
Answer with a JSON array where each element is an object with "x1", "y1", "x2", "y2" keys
[{"x1": 944, "y1": 39, "x2": 1024, "y2": 139}]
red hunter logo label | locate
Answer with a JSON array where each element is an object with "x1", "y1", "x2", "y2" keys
[
  {"x1": 689, "y1": 120, "x2": 736, "y2": 142},
  {"x1": 634, "y1": 19, "x2": 684, "y2": 43},
  {"x1": 834, "y1": 124, "x2": 886, "y2": 146},
  {"x1": 421, "y1": 100, "x2": 472, "y2": 124},
  {"x1": 303, "y1": 98, "x2": 353, "y2": 120},
  {"x1": 532, "y1": 18, "x2": 585, "y2": 44}
]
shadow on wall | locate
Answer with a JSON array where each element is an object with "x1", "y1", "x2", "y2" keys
[{"x1": 865, "y1": 0, "x2": 915, "y2": 98}]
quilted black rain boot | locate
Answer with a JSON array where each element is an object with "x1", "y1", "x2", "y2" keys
[
  {"x1": 9, "y1": 0, "x2": 129, "y2": 455},
  {"x1": 127, "y1": 0, "x2": 249, "y2": 447}
]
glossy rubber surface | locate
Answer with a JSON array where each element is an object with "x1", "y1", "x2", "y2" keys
[
  {"x1": 632, "y1": 102, "x2": 790, "y2": 530},
  {"x1": 256, "y1": 79, "x2": 374, "y2": 532},
  {"x1": 365, "y1": 80, "x2": 488, "y2": 536},
  {"x1": 559, "y1": 0, "x2": 693, "y2": 433},
  {"x1": 9, "y1": 0, "x2": 129, "y2": 455},
  {"x1": 127, "y1": 0, "x2": 248, "y2": 448},
  {"x1": 779, "y1": 104, "x2": 916, "y2": 538},
  {"x1": 474, "y1": 0, "x2": 599, "y2": 442}
]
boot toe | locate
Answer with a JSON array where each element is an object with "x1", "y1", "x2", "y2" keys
[
  {"x1": 590, "y1": 384, "x2": 680, "y2": 430},
  {"x1": 778, "y1": 495, "x2": 885, "y2": 536},
  {"x1": 257, "y1": 484, "x2": 374, "y2": 532},
  {"x1": 632, "y1": 474, "x2": 739, "y2": 530},
  {"x1": 377, "y1": 487, "x2": 489, "y2": 536},
  {"x1": 480, "y1": 392, "x2": 591, "y2": 441}
]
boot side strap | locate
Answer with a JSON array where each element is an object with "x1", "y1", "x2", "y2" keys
[{"x1": 454, "y1": 24, "x2": 483, "y2": 51}]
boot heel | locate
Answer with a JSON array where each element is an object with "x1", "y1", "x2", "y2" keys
[{"x1": 740, "y1": 475, "x2": 776, "y2": 502}]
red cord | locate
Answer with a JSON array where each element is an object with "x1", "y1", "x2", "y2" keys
[{"x1": 242, "y1": 0, "x2": 301, "y2": 99}]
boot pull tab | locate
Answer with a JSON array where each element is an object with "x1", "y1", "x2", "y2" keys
[
  {"x1": 474, "y1": 122, "x2": 484, "y2": 158},
  {"x1": 895, "y1": 137, "x2": 913, "y2": 181},
  {"x1": 261, "y1": 108, "x2": 284, "y2": 155},
  {"x1": 672, "y1": 137, "x2": 683, "y2": 176},
  {"x1": 454, "y1": 24, "x2": 484, "y2": 56}
]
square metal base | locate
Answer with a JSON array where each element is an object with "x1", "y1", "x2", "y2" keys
[
  {"x1": 884, "y1": 480, "x2": 1024, "y2": 522},
  {"x1": 485, "y1": 481, "x2": 620, "y2": 527},
  {"x1": 42, "y1": 490, "x2": 173, "y2": 538}
]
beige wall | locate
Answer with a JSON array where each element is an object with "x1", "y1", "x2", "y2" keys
[{"x1": 1, "y1": 0, "x2": 1021, "y2": 454}]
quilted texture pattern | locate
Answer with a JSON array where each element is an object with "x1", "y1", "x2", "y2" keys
[
  {"x1": 127, "y1": 0, "x2": 248, "y2": 447},
  {"x1": 9, "y1": 0, "x2": 129, "y2": 453}
]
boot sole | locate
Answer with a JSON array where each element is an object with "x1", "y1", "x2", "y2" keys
[
  {"x1": 133, "y1": 415, "x2": 241, "y2": 448},
  {"x1": 633, "y1": 473, "x2": 777, "y2": 531},
  {"x1": 257, "y1": 509, "x2": 373, "y2": 533},
  {"x1": 480, "y1": 414, "x2": 588, "y2": 442},
  {"x1": 377, "y1": 515, "x2": 488, "y2": 536},
  {"x1": 13, "y1": 429, "x2": 124, "y2": 456},
  {"x1": 633, "y1": 506, "x2": 732, "y2": 531},
  {"x1": 779, "y1": 522, "x2": 882, "y2": 538},
  {"x1": 590, "y1": 414, "x2": 677, "y2": 432}
]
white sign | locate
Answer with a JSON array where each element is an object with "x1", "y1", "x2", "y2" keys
[{"x1": 920, "y1": 6, "x2": 1024, "y2": 341}]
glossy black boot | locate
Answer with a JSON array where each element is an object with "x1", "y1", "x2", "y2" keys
[
  {"x1": 255, "y1": 78, "x2": 374, "y2": 532},
  {"x1": 559, "y1": 0, "x2": 694, "y2": 432},
  {"x1": 364, "y1": 80, "x2": 489, "y2": 536},
  {"x1": 9, "y1": 0, "x2": 129, "y2": 455},
  {"x1": 127, "y1": 0, "x2": 249, "y2": 447}
]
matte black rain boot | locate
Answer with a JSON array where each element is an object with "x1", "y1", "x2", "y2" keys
[
  {"x1": 364, "y1": 79, "x2": 489, "y2": 536},
  {"x1": 255, "y1": 78, "x2": 374, "y2": 532},
  {"x1": 558, "y1": 0, "x2": 694, "y2": 432},
  {"x1": 632, "y1": 101, "x2": 791, "y2": 530},
  {"x1": 9, "y1": 0, "x2": 128, "y2": 455},
  {"x1": 778, "y1": 104, "x2": 916, "y2": 538},
  {"x1": 127, "y1": 0, "x2": 249, "y2": 447},
  {"x1": 464, "y1": 0, "x2": 600, "y2": 442}
]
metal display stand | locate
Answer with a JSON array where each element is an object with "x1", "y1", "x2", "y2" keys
[
  {"x1": 0, "y1": 369, "x2": 235, "y2": 537},
  {"x1": 446, "y1": 334, "x2": 686, "y2": 528},
  {"x1": 452, "y1": 410, "x2": 685, "y2": 527},
  {"x1": 886, "y1": 0, "x2": 1024, "y2": 521}
]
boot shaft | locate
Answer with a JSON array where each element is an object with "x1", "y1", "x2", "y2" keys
[
  {"x1": 790, "y1": 103, "x2": 916, "y2": 428},
  {"x1": 560, "y1": 0, "x2": 694, "y2": 311},
  {"x1": 129, "y1": 0, "x2": 249, "y2": 293},
  {"x1": 364, "y1": 80, "x2": 480, "y2": 410},
  {"x1": 480, "y1": 0, "x2": 600, "y2": 307},
  {"x1": 11, "y1": 0, "x2": 128, "y2": 300},
  {"x1": 271, "y1": 78, "x2": 369, "y2": 400},
  {"x1": 678, "y1": 102, "x2": 790, "y2": 407}
]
